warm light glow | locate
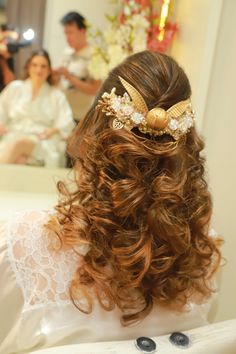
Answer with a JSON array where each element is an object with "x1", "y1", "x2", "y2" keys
[
  {"x1": 23, "y1": 28, "x2": 35, "y2": 41},
  {"x1": 158, "y1": 0, "x2": 171, "y2": 41}
]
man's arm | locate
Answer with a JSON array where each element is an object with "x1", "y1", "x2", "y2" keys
[{"x1": 56, "y1": 67, "x2": 101, "y2": 95}]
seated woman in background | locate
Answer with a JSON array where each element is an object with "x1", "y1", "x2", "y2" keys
[
  {"x1": 0, "y1": 49, "x2": 74, "y2": 167},
  {"x1": 0, "y1": 51, "x2": 221, "y2": 353}
]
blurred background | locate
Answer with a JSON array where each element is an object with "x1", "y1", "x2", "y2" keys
[{"x1": 0, "y1": 0, "x2": 235, "y2": 327}]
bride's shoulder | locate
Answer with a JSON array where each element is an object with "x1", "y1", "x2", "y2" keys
[
  {"x1": 9, "y1": 208, "x2": 53, "y2": 225},
  {"x1": 1, "y1": 209, "x2": 79, "y2": 311},
  {"x1": 4, "y1": 209, "x2": 55, "y2": 243}
]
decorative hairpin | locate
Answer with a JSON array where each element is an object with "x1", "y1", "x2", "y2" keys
[{"x1": 96, "y1": 76, "x2": 195, "y2": 140}]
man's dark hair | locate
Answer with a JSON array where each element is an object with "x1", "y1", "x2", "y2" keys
[{"x1": 60, "y1": 11, "x2": 87, "y2": 30}]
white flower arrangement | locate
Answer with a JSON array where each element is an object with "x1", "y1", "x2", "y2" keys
[{"x1": 87, "y1": 7, "x2": 149, "y2": 80}]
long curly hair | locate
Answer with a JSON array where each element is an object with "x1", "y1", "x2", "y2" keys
[{"x1": 48, "y1": 51, "x2": 221, "y2": 325}]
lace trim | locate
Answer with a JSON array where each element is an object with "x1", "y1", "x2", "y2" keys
[{"x1": 6, "y1": 210, "x2": 79, "y2": 310}]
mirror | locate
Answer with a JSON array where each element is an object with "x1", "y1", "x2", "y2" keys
[
  {"x1": 0, "y1": 0, "x2": 220, "y2": 180},
  {"x1": 0, "y1": 0, "x2": 118, "y2": 179}
]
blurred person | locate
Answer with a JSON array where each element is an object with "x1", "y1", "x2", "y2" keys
[
  {"x1": 0, "y1": 24, "x2": 16, "y2": 90},
  {"x1": 53, "y1": 11, "x2": 101, "y2": 121},
  {"x1": 0, "y1": 24, "x2": 20, "y2": 69},
  {"x1": 0, "y1": 49, "x2": 74, "y2": 167},
  {"x1": 0, "y1": 51, "x2": 221, "y2": 353},
  {"x1": 0, "y1": 55, "x2": 14, "y2": 91}
]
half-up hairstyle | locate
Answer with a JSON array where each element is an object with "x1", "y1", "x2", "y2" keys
[{"x1": 47, "y1": 51, "x2": 221, "y2": 325}]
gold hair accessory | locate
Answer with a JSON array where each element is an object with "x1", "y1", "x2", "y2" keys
[{"x1": 97, "y1": 76, "x2": 195, "y2": 140}]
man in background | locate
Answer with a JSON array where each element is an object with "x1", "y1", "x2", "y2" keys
[{"x1": 54, "y1": 12, "x2": 100, "y2": 121}]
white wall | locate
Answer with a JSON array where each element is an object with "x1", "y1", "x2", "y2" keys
[
  {"x1": 43, "y1": 0, "x2": 118, "y2": 66},
  {"x1": 170, "y1": 0, "x2": 223, "y2": 131},
  {"x1": 201, "y1": 0, "x2": 236, "y2": 322},
  {"x1": 172, "y1": 0, "x2": 236, "y2": 322}
]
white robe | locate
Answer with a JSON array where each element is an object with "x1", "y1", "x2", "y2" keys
[
  {"x1": 0, "y1": 80, "x2": 75, "y2": 167},
  {"x1": 0, "y1": 210, "x2": 213, "y2": 354}
]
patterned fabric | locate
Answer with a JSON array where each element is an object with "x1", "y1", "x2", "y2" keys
[{"x1": 6, "y1": 210, "x2": 79, "y2": 309}]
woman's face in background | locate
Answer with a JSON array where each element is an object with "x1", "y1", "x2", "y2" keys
[{"x1": 28, "y1": 55, "x2": 50, "y2": 83}]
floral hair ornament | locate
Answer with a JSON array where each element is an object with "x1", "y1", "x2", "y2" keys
[{"x1": 97, "y1": 76, "x2": 195, "y2": 140}]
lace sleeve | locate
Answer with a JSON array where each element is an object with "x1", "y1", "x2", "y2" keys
[{"x1": 6, "y1": 210, "x2": 79, "y2": 311}]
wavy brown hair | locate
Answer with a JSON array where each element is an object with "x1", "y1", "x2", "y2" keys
[{"x1": 48, "y1": 51, "x2": 221, "y2": 325}]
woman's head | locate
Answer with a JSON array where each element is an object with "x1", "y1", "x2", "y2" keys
[
  {"x1": 25, "y1": 49, "x2": 52, "y2": 84},
  {"x1": 50, "y1": 51, "x2": 221, "y2": 325},
  {"x1": 101, "y1": 49, "x2": 191, "y2": 110}
]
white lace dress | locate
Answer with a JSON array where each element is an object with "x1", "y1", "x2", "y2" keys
[{"x1": 0, "y1": 210, "x2": 213, "y2": 354}]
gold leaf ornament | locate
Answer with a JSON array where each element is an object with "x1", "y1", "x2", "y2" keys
[
  {"x1": 99, "y1": 76, "x2": 194, "y2": 139},
  {"x1": 167, "y1": 99, "x2": 191, "y2": 117},
  {"x1": 118, "y1": 76, "x2": 148, "y2": 114}
]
